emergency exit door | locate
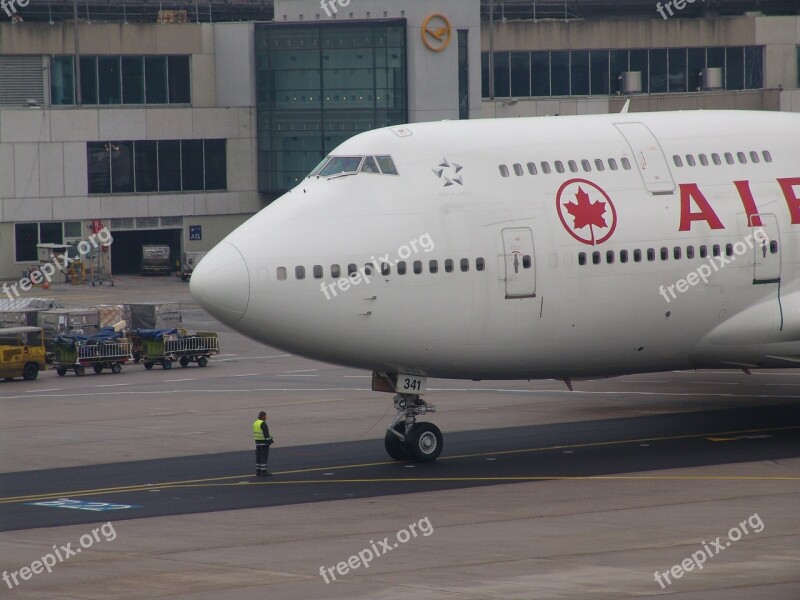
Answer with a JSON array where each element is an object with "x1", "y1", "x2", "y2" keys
[
  {"x1": 501, "y1": 228, "x2": 536, "y2": 299},
  {"x1": 752, "y1": 214, "x2": 780, "y2": 284},
  {"x1": 615, "y1": 122, "x2": 676, "y2": 195}
]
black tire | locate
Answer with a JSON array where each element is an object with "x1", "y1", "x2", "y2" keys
[
  {"x1": 384, "y1": 423, "x2": 408, "y2": 460},
  {"x1": 197, "y1": 356, "x2": 208, "y2": 368},
  {"x1": 179, "y1": 357, "x2": 190, "y2": 367},
  {"x1": 133, "y1": 352, "x2": 141, "y2": 364},
  {"x1": 144, "y1": 362, "x2": 154, "y2": 370},
  {"x1": 93, "y1": 364, "x2": 103, "y2": 374},
  {"x1": 22, "y1": 363, "x2": 39, "y2": 381},
  {"x1": 74, "y1": 366, "x2": 85, "y2": 377},
  {"x1": 405, "y1": 423, "x2": 443, "y2": 463},
  {"x1": 162, "y1": 359, "x2": 172, "y2": 370},
  {"x1": 56, "y1": 367, "x2": 67, "y2": 377},
  {"x1": 180, "y1": 273, "x2": 189, "y2": 282},
  {"x1": 111, "y1": 363, "x2": 122, "y2": 374}
]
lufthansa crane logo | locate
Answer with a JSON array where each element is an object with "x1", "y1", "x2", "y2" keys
[
  {"x1": 556, "y1": 179, "x2": 617, "y2": 245},
  {"x1": 421, "y1": 13, "x2": 452, "y2": 52}
]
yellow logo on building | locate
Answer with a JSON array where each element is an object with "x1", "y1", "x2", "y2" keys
[{"x1": 421, "y1": 13, "x2": 452, "y2": 52}]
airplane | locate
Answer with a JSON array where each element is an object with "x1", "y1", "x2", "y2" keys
[{"x1": 190, "y1": 109, "x2": 800, "y2": 463}]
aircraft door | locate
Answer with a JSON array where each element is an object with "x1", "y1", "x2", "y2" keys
[
  {"x1": 614, "y1": 122, "x2": 676, "y2": 195},
  {"x1": 751, "y1": 214, "x2": 780, "y2": 284},
  {"x1": 501, "y1": 228, "x2": 536, "y2": 299}
]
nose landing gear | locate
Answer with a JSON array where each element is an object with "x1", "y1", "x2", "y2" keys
[{"x1": 384, "y1": 393, "x2": 442, "y2": 462}]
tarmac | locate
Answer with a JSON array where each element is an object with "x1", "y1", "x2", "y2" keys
[{"x1": 0, "y1": 275, "x2": 798, "y2": 599}]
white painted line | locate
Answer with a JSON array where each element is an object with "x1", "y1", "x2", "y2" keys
[
  {"x1": 282, "y1": 374, "x2": 318, "y2": 377},
  {"x1": 165, "y1": 378, "x2": 194, "y2": 382},
  {"x1": 26, "y1": 388, "x2": 62, "y2": 393},
  {"x1": 285, "y1": 369, "x2": 319, "y2": 373},
  {"x1": 693, "y1": 382, "x2": 739, "y2": 385},
  {"x1": 94, "y1": 383, "x2": 131, "y2": 388},
  {"x1": 231, "y1": 373, "x2": 260, "y2": 377},
  {"x1": 218, "y1": 354, "x2": 290, "y2": 362},
  {"x1": 343, "y1": 375, "x2": 371, "y2": 378},
  {"x1": 621, "y1": 380, "x2": 666, "y2": 384}
]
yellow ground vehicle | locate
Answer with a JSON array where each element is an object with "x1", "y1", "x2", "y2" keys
[{"x1": 0, "y1": 327, "x2": 46, "y2": 381}]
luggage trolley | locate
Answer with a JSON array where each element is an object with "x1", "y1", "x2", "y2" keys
[
  {"x1": 136, "y1": 329, "x2": 219, "y2": 370},
  {"x1": 53, "y1": 330, "x2": 132, "y2": 376}
]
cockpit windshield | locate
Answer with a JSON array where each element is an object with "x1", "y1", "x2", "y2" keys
[{"x1": 309, "y1": 155, "x2": 399, "y2": 178}]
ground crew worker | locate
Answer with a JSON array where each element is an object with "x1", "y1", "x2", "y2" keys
[{"x1": 253, "y1": 411, "x2": 273, "y2": 476}]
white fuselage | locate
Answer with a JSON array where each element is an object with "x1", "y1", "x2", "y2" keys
[{"x1": 191, "y1": 110, "x2": 800, "y2": 380}]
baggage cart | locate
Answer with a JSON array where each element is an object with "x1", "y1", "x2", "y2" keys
[
  {"x1": 135, "y1": 329, "x2": 219, "y2": 370},
  {"x1": 52, "y1": 330, "x2": 132, "y2": 376}
]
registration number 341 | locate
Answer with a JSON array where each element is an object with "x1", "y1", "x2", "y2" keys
[{"x1": 398, "y1": 374, "x2": 426, "y2": 393}]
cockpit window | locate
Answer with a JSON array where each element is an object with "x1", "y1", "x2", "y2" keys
[
  {"x1": 318, "y1": 156, "x2": 363, "y2": 177},
  {"x1": 310, "y1": 154, "x2": 399, "y2": 178},
  {"x1": 360, "y1": 156, "x2": 379, "y2": 173},
  {"x1": 375, "y1": 156, "x2": 398, "y2": 175}
]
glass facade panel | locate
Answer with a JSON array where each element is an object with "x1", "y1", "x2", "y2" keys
[
  {"x1": 668, "y1": 48, "x2": 687, "y2": 92},
  {"x1": 97, "y1": 57, "x2": 121, "y2": 104},
  {"x1": 157, "y1": 140, "x2": 181, "y2": 192},
  {"x1": 51, "y1": 56, "x2": 75, "y2": 105},
  {"x1": 510, "y1": 52, "x2": 530, "y2": 97},
  {"x1": 726, "y1": 46, "x2": 744, "y2": 90},
  {"x1": 570, "y1": 51, "x2": 590, "y2": 95},
  {"x1": 649, "y1": 49, "x2": 668, "y2": 93},
  {"x1": 551, "y1": 51, "x2": 569, "y2": 96},
  {"x1": 134, "y1": 140, "x2": 158, "y2": 193},
  {"x1": 145, "y1": 56, "x2": 168, "y2": 103},
  {"x1": 531, "y1": 51, "x2": 550, "y2": 96},
  {"x1": 458, "y1": 30, "x2": 469, "y2": 119},
  {"x1": 15, "y1": 223, "x2": 38, "y2": 262},
  {"x1": 493, "y1": 51, "x2": 510, "y2": 97},
  {"x1": 80, "y1": 56, "x2": 98, "y2": 104},
  {"x1": 87, "y1": 142, "x2": 110, "y2": 194},
  {"x1": 122, "y1": 56, "x2": 145, "y2": 104},
  {"x1": 590, "y1": 50, "x2": 609, "y2": 95},
  {"x1": 168, "y1": 56, "x2": 191, "y2": 103},
  {"x1": 256, "y1": 21, "x2": 407, "y2": 194},
  {"x1": 181, "y1": 140, "x2": 204, "y2": 191},
  {"x1": 110, "y1": 141, "x2": 134, "y2": 193}
]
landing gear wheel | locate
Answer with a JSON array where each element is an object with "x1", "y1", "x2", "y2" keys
[
  {"x1": 144, "y1": 362, "x2": 154, "y2": 370},
  {"x1": 74, "y1": 366, "x2": 85, "y2": 377},
  {"x1": 162, "y1": 359, "x2": 172, "y2": 370},
  {"x1": 93, "y1": 364, "x2": 103, "y2": 374},
  {"x1": 197, "y1": 356, "x2": 208, "y2": 368},
  {"x1": 384, "y1": 423, "x2": 408, "y2": 460},
  {"x1": 405, "y1": 422, "x2": 443, "y2": 463},
  {"x1": 111, "y1": 363, "x2": 122, "y2": 374},
  {"x1": 22, "y1": 363, "x2": 39, "y2": 381},
  {"x1": 179, "y1": 357, "x2": 190, "y2": 368}
]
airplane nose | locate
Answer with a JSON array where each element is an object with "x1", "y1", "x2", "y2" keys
[{"x1": 190, "y1": 242, "x2": 250, "y2": 326}]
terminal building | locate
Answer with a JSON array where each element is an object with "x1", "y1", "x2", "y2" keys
[{"x1": 0, "y1": 0, "x2": 797, "y2": 280}]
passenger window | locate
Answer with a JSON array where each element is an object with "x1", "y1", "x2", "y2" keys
[
  {"x1": 686, "y1": 155, "x2": 696, "y2": 167},
  {"x1": 476, "y1": 258, "x2": 486, "y2": 271},
  {"x1": 375, "y1": 155, "x2": 398, "y2": 174},
  {"x1": 737, "y1": 152, "x2": 747, "y2": 164},
  {"x1": 725, "y1": 243, "x2": 734, "y2": 256},
  {"x1": 277, "y1": 267, "x2": 287, "y2": 281},
  {"x1": 647, "y1": 248, "x2": 655, "y2": 262},
  {"x1": 724, "y1": 152, "x2": 735, "y2": 165},
  {"x1": 699, "y1": 245, "x2": 708, "y2": 258},
  {"x1": 673, "y1": 247, "x2": 682, "y2": 260},
  {"x1": 633, "y1": 249, "x2": 642, "y2": 262},
  {"x1": 444, "y1": 259, "x2": 454, "y2": 273},
  {"x1": 606, "y1": 251, "x2": 614, "y2": 264},
  {"x1": 581, "y1": 159, "x2": 591, "y2": 172},
  {"x1": 499, "y1": 165, "x2": 510, "y2": 177},
  {"x1": 578, "y1": 252, "x2": 587, "y2": 266},
  {"x1": 331, "y1": 264, "x2": 341, "y2": 278},
  {"x1": 621, "y1": 157, "x2": 631, "y2": 170},
  {"x1": 381, "y1": 263, "x2": 391, "y2": 276},
  {"x1": 527, "y1": 162, "x2": 538, "y2": 175},
  {"x1": 762, "y1": 150, "x2": 772, "y2": 163},
  {"x1": 686, "y1": 246, "x2": 695, "y2": 259},
  {"x1": 608, "y1": 158, "x2": 618, "y2": 171},
  {"x1": 360, "y1": 156, "x2": 379, "y2": 173},
  {"x1": 711, "y1": 153, "x2": 721, "y2": 165},
  {"x1": 620, "y1": 250, "x2": 628, "y2": 263},
  {"x1": 568, "y1": 160, "x2": 578, "y2": 173},
  {"x1": 522, "y1": 255, "x2": 532, "y2": 269},
  {"x1": 673, "y1": 155, "x2": 683, "y2": 167},
  {"x1": 712, "y1": 245, "x2": 721, "y2": 257},
  {"x1": 313, "y1": 265, "x2": 323, "y2": 279},
  {"x1": 770, "y1": 241, "x2": 778, "y2": 254},
  {"x1": 513, "y1": 163, "x2": 524, "y2": 176},
  {"x1": 749, "y1": 151, "x2": 760, "y2": 164},
  {"x1": 429, "y1": 260, "x2": 438, "y2": 274},
  {"x1": 295, "y1": 266, "x2": 305, "y2": 280},
  {"x1": 541, "y1": 162, "x2": 551, "y2": 174},
  {"x1": 699, "y1": 154, "x2": 709, "y2": 166},
  {"x1": 592, "y1": 251, "x2": 601, "y2": 265},
  {"x1": 460, "y1": 258, "x2": 469, "y2": 272},
  {"x1": 363, "y1": 263, "x2": 373, "y2": 276},
  {"x1": 348, "y1": 263, "x2": 357, "y2": 276},
  {"x1": 555, "y1": 161, "x2": 565, "y2": 174},
  {"x1": 660, "y1": 247, "x2": 668, "y2": 261},
  {"x1": 594, "y1": 159, "x2": 605, "y2": 171},
  {"x1": 413, "y1": 260, "x2": 422, "y2": 274},
  {"x1": 397, "y1": 261, "x2": 407, "y2": 275}
]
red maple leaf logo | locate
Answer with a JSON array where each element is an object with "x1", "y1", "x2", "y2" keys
[{"x1": 564, "y1": 187, "x2": 607, "y2": 244}]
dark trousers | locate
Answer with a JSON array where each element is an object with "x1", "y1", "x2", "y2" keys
[{"x1": 255, "y1": 442, "x2": 270, "y2": 473}]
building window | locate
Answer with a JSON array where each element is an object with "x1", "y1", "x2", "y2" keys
[
  {"x1": 50, "y1": 55, "x2": 191, "y2": 106},
  {"x1": 87, "y1": 139, "x2": 227, "y2": 194},
  {"x1": 14, "y1": 221, "x2": 83, "y2": 262}
]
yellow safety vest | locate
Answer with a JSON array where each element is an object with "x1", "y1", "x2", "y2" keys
[{"x1": 253, "y1": 419, "x2": 266, "y2": 441}]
